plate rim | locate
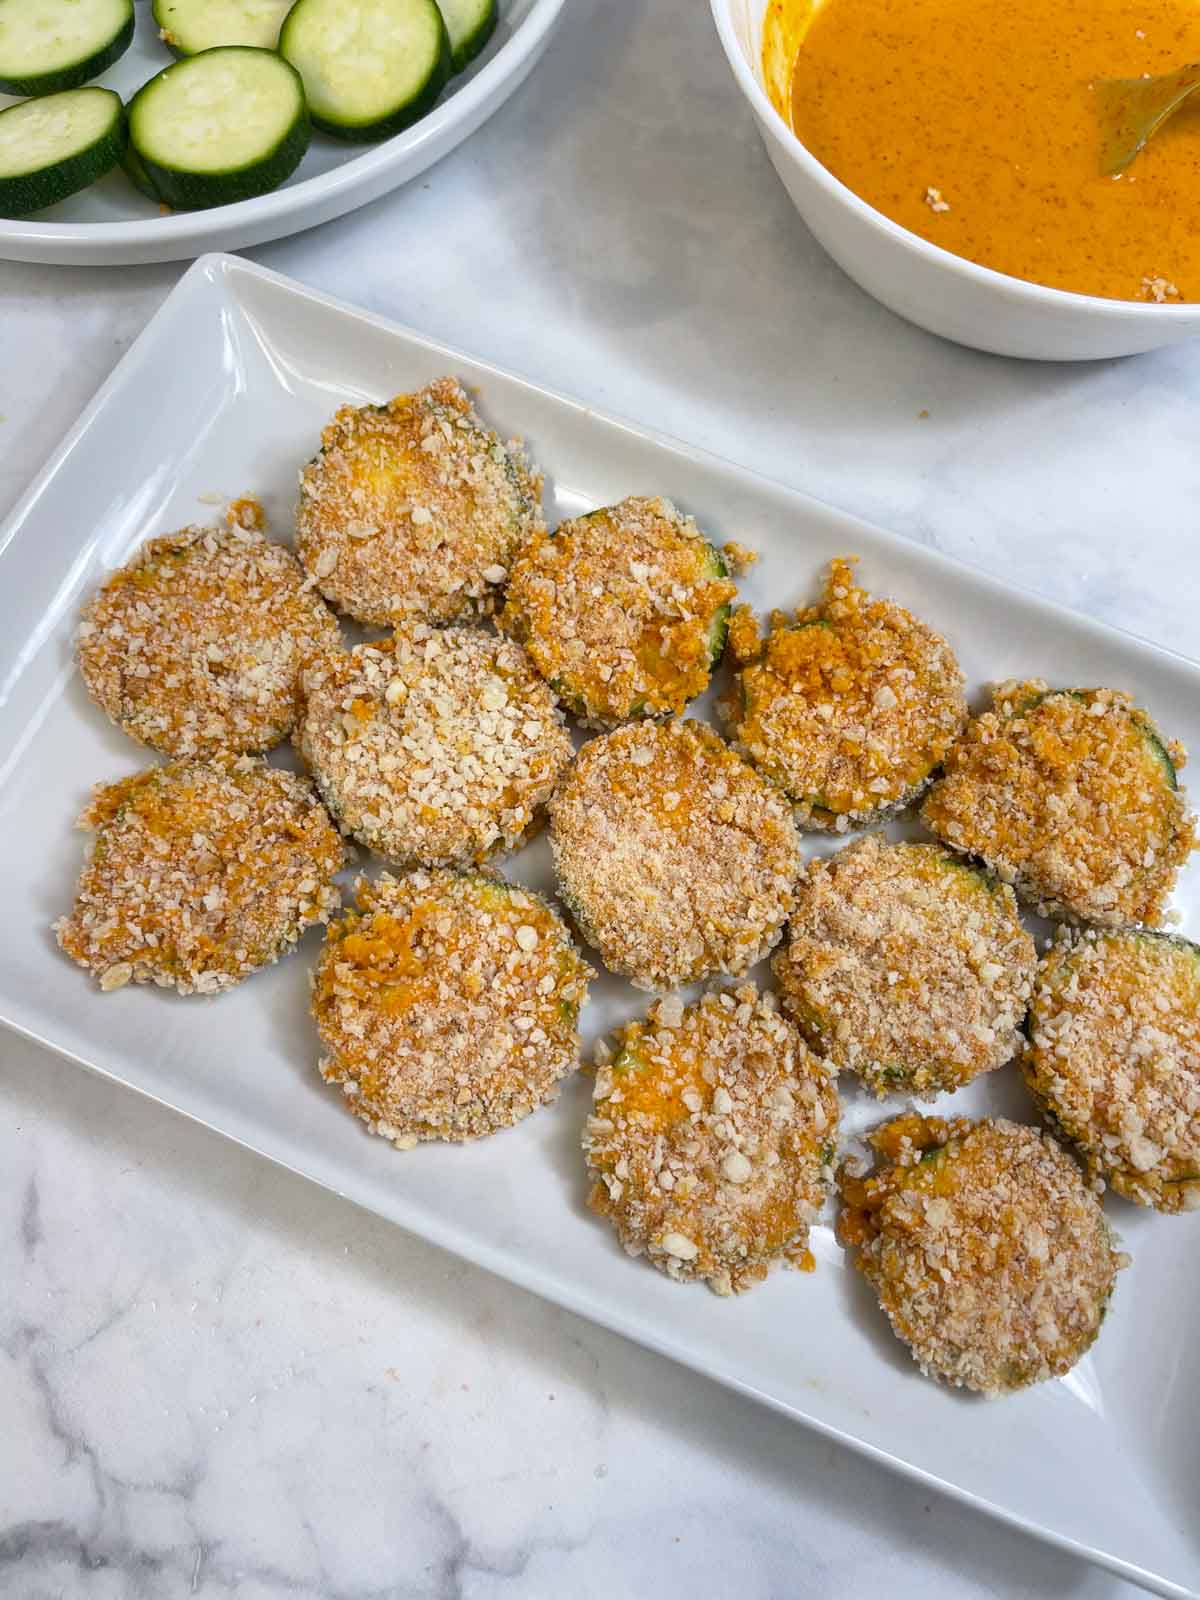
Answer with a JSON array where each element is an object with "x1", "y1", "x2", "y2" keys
[
  {"x1": 1, "y1": 251, "x2": 1196, "y2": 1600},
  {"x1": 0, "y1": 0, "x2": 566, "y2": 262}
]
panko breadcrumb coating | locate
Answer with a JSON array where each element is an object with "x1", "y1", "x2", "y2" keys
[
  {"x1": 922, "y1": 681, "x2": 1195, "y2": 926},
  {"x1": 838, "y1": 1115, "x2": 1124, "y2": 1394},
  {"x1": 500, "y1": 496, "x2": 737, "y2": 726},
  {"x1": 549, "y1": 719, "x2": 800, "y2": 990},
  {"x1": 311, "y1": 870, "x2": 591, "y2": 1145},
  {"x1": 296, "y1": 625, "x2": 573, "y2": 868},
  {"x1": 296, "y1": 379, "x2": 544, "y2": 627},
  {"x1": 76, "y1": 502, "x2": 340, "y2": 757},
  {"x1": 774, "y1": 835, "x2": 1036, "y2": 1098},
  {"x1": 1025, "y1": 929, "x2": 1200, "y2": 1214},
  {"x1": 724, "y1": 557, "x2": 966, "y2": 830},
  {"x1": 55, "y1": 755, "x2": 345, "y2": 996},
  {"x1": 585, "y1": 985, "x2": 839, "y2": 1295}
]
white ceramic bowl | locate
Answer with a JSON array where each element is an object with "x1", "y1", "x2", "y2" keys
[
  {"x1": 0, "y1": 0, "x2": 565, "y2": 267},
  {"x1": 711, "y1": 0, "x2": 1200, "y2": 359}
]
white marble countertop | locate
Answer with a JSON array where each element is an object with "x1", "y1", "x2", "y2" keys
[{"x1": 3, "y1": 1, "x2": 1196, "y2": 1594}]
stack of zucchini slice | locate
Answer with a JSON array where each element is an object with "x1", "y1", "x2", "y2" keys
[{"x1": 0, "y1": 0, "x2": 499, "y2": 217}]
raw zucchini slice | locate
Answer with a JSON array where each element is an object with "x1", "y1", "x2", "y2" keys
[
  {"x1": 280, "y1": 0, "x2": 451, "y2": 142},
  {"x1": 153, "y1": 0, "x2": 295, "y2": 55},
  {"x1": 128, "y1": 46, "x2": 311, "y2": 211},
  {"x1": 0, "y1": 0, "x2": 133, "y2": 97},
  {"x1": 438, "y1": 0, "x2": 496, "y2": 72},
  {"x1": 0, "y1": 86, "x2": 125, "y2": 216}
]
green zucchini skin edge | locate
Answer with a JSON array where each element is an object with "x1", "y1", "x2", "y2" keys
[
  {"x1": 128, "y1": 49, "x2": 312, "y2": 210},
  {"x1": 280, "y1": 2, "x2": 452, "y2": 143},
  {"x1": 0, "y1": 5, "x2": 134, "y2": 97},
  {"x1": 0, "y1": 91, "x2": 127, "y2": 217},
  {"x1": 1008, "y1": 687, "x2": 1178, "y2": 790},
  {"x1": 545, "y1": 528, "x2": 729, "y2": 716},
  {"x1": 444, "y1": 0, "x2": 497, "y2": 72},
  {"x1": 704, "y1": 543, "x2": 730, "y2": 667},
  {"x1": 708, "y1": 603, "x2": 731, "y2": 667},
  {"x1": 119, "y1": 138, "x2": 159, "y2": 201},
  {"x1": 153, "y1": 0, "x2": 194, "y2": 59}
]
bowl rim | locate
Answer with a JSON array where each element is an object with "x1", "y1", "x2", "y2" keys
[
  {"x1": 0, "y1": 0, "x2": 566, "y2": 250},
  {"x1": 709, "y1": 0, "x2": 1197, "y2": 322}
]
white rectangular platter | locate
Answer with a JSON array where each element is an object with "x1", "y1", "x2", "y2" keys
[{"x1": 1, "y1": 254, "x2": 1197, "y2": 1598}]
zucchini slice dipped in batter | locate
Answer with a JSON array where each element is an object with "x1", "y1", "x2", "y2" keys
[
  {"x1": 838, "y1": 1114, "x2": 1125, "y2": 1394},
  {"x1": 297, "y1": 378, "x2": 544, "y2": 626},
  {"x1": 501, "y1": 495, "x2": 739, "y2": 727},
  {"x1": 923, "y1": 681, "x2": 1196, "y2": 926},
  {"x1": 1025, "y1": 927, "x2": 1200, "y2": 1214},
  {"x1": 585, "y1": 985, "x2": 839, "y2": 1295},
  {"x1": 77, "y1": 503, "x2": 339, "y2": 758},
  {"x1": 549, "y1": 719, "x2": 800, "y2": 990},
  {"x1": 55, "y1": 757, "x2": 345, "y2": 996},
  {"x1": 312, "y1": 870, "x2": 591, "y2": 1145},
  {"x1": 725, "y1": 556, "x2": 966, "y2": 830},
  {"x1": 297, "y1": 624, "x2": 572, "y2": 869},
  {"x1": 775, "y1": 834, "x2": 1036, "y2": 1098}
]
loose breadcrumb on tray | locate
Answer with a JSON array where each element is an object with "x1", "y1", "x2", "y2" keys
[
  {"x1": 775, "y1": 834, "x2": 1035, "y2": 1098},
  {"x1": 1025, "y1": 928, "x2": 1200, "y2": 1213},
  {"x1": 296, "y1": 377, "x2": 544, "y2": 628},
  {"x1": 54, "y1": 755, "x2": 345, "y2": 996},
  {"x1": 76, "y1": 502, "x2": 340, "y2": 758},
  {"x1": 838, "y1": 1114, "x2": 1124, "y2": 1395},
  {"x1": 297, "y1": 623, "x2": 573, "y2": 869},
  {"x1": 549, "y1": 718, "x2": 800, "y2": 991},
  {"x1": 922, "y1": 680, "x2": 1196, "y2": 927},
  {"x1": 721, "y1": 541, "x2": 758, "y2": 576},
  {"x1": 585, "y1": 984, "x2": 839, "y2": 1295},
  {"x1": 500, "y1": 495, "x2": 738, "y2": 727},
  {"x1": 311, "y1": 870, "x2": 591, "y2": 1145},
  {"x1": 724, "y1": 556, "x2": 966, "y2": 831}
]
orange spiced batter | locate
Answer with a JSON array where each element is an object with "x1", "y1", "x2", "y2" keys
[{"x1": 783, "y1": 0, "x2": 1200, "y2": 300}]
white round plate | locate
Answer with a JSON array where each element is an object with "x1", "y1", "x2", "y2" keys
[{"x1": 0, "y1": 0, "x2": 565, "y2": 265}]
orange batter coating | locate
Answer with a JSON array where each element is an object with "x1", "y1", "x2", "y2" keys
[
  {"x1": 55, "y1": 755, "x2": 345, "y2": 995},
  {"x1": 775, "y1": 834, "x2": 1035, "y2": 1098},
  {"x1": 311, "y1": 870, "x2": 591, "y2": 1145},
  {"x1": 500, "y1": 496, "x2": 737, "y2": 726},
  {"x1": 76, "y1": 502, "x2": 340, "y2": 757},
  {"x1": 922, "y1": 681, "x2": 1195, "y2": 926},
  {"x1": 296, "y1": 378, "x2": 544, "y2": 627},
  {"x1": 838, "y1": 1115, "x2": 1124, "y2": 1394},
  {"x1": 1025, "y1": 929, "x2": 1200, "y2": 1214},
  {"x1": 725, "y1": 557, "x2": 966, "y2": 830},
  {"x1": 585, "y1": 985, "x2": 839, "y2": 1294}
]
